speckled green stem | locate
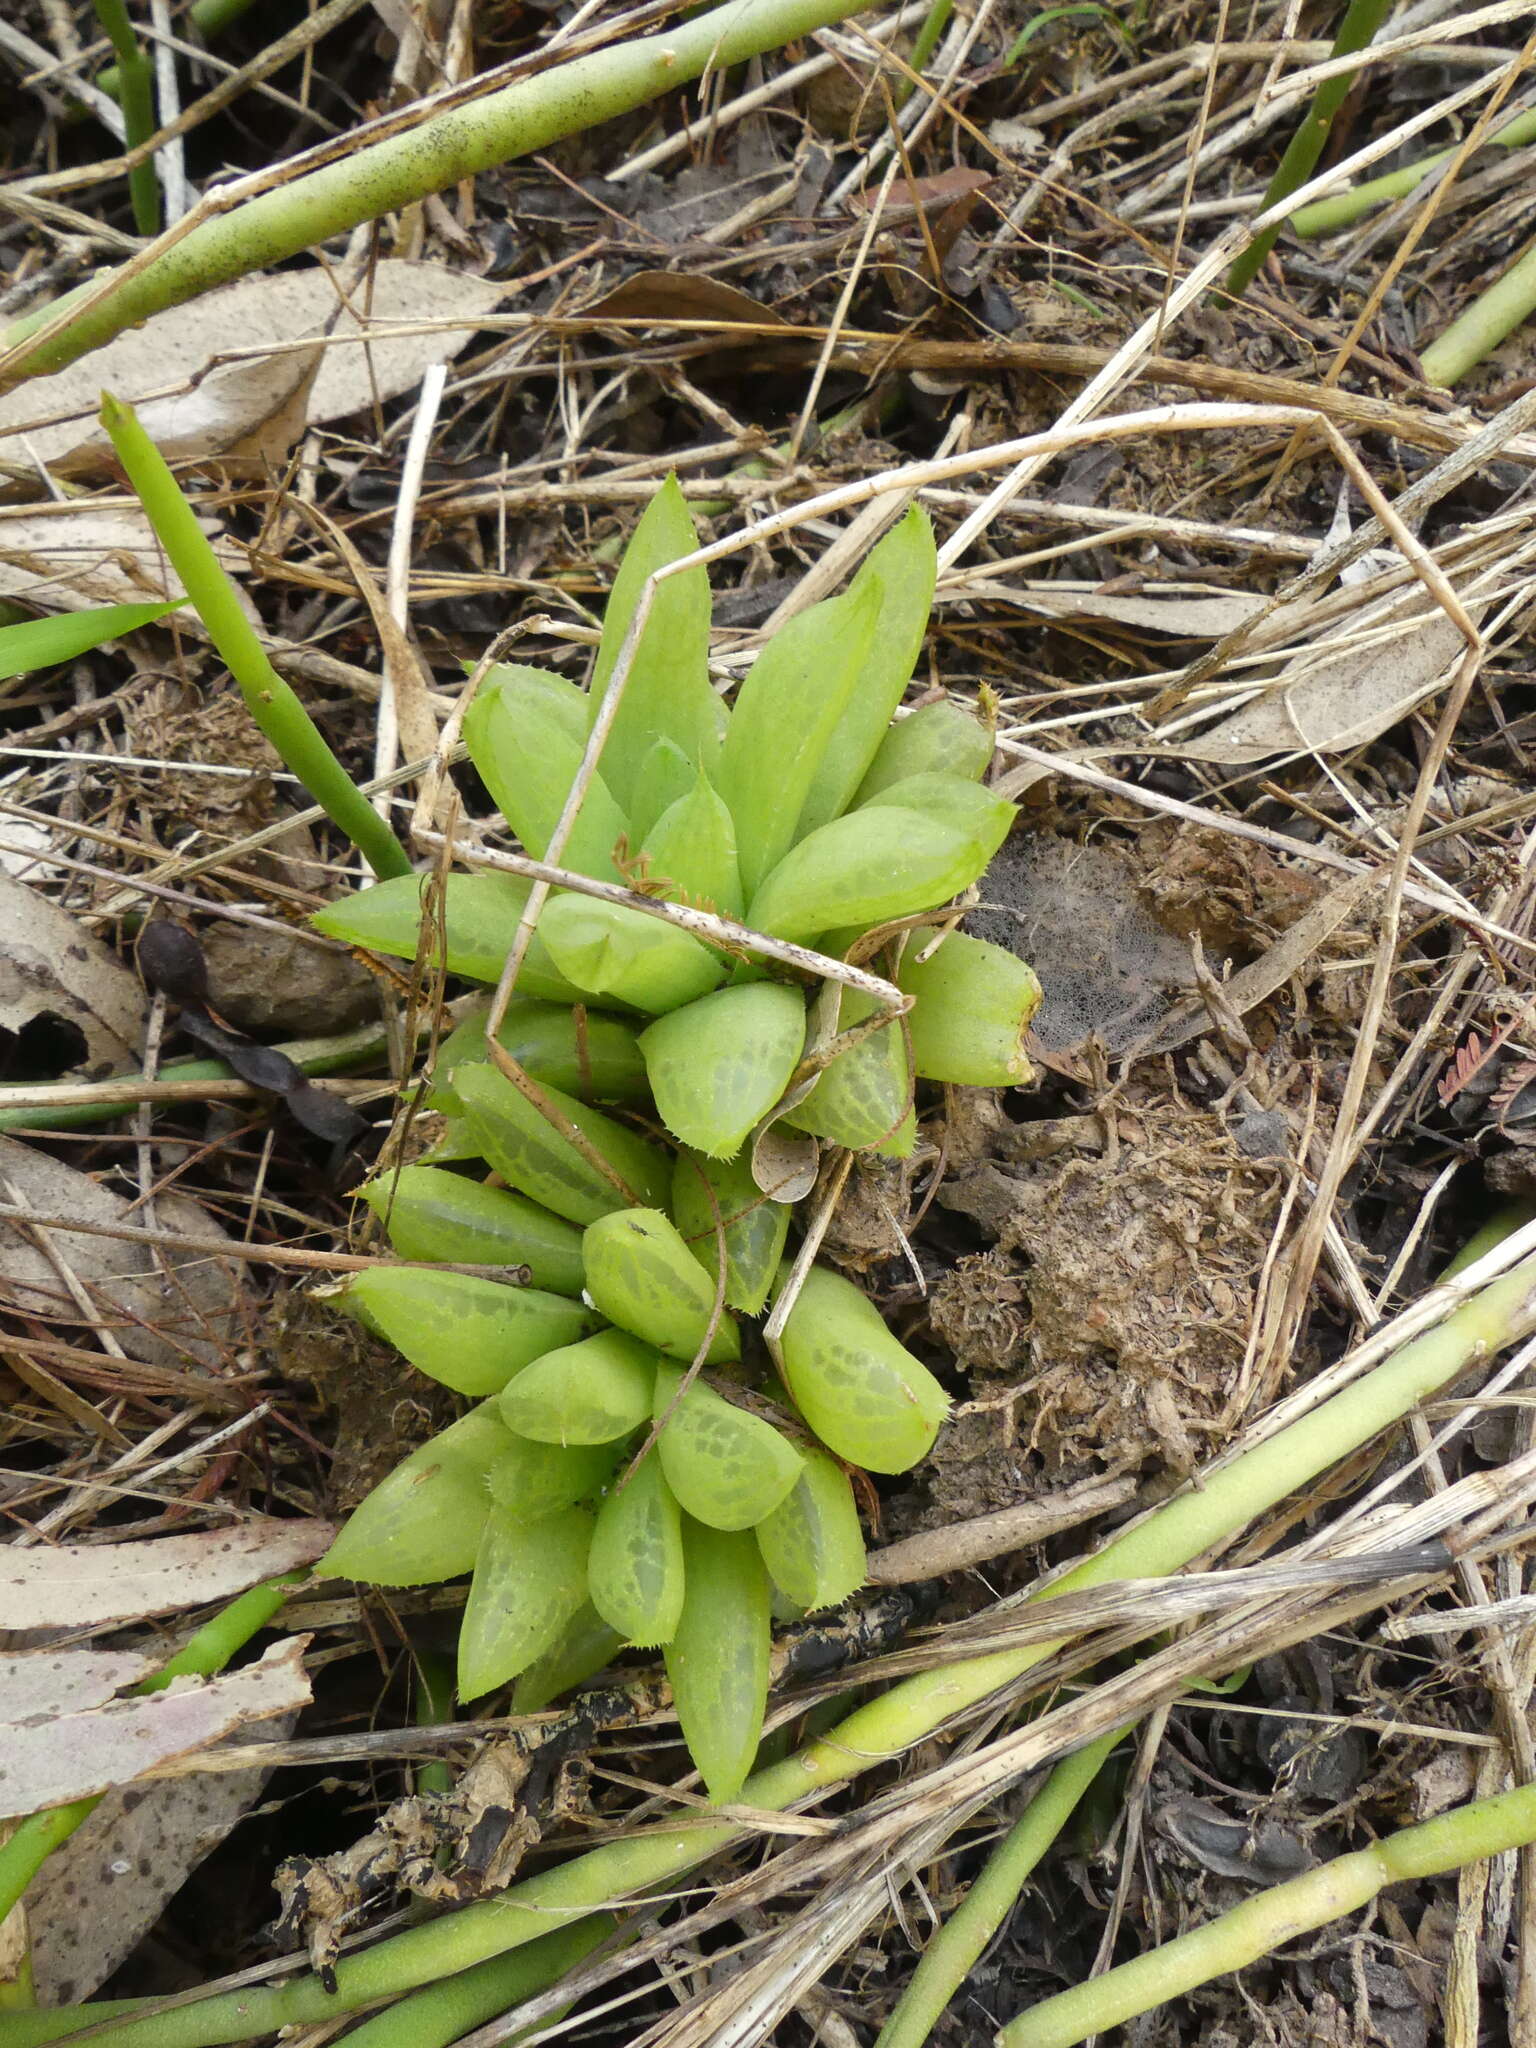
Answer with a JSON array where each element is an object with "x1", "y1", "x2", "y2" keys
[
  {"x1": 999, "y1": 1777, "x2": 1536, "y2": 2047},
  {"x1": 2, "y1": 0, "x2": 866, "y2": 384}
]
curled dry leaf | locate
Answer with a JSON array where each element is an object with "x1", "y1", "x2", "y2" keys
[
  {"x1": 0, "y1": 1647, "x2": 153, "y2": 1722},
  {"x1": 0, "y1": 262, "x2": 509, "y2": 476},
  {"x1": 0, "y1": 872, "x2": 147, "y2": 1077},
  {"x1": 26, "y1": 1707, "x2": 300, "y2": 2003},
  {"x1": 0, "y1": 1637, "x2": 310, "y2": 1821},
  {"x1": 964, "y1": 582, "x2": 1267, "y2": 638},
  {"x1": 0, "y1": 1133, "x2": 250, "y2": 1372},
  {"x1": 0, "y1": 1519, "x2": 333, "y2": 1631},
  {"x1": 0, "y1": 503, "x2": 255, "y2": 617},
  {"x1": 1171, "y1": 597, "x2": 1469, "y2": 763}
]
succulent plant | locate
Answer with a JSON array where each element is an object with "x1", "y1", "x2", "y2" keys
[{"x1": 312, "y1": 481, "x2": 1041, "y2": 1800}]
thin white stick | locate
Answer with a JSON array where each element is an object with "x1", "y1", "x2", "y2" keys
[
  {"x1": 148, "y1": 0, "x2": 191, "y2": 222},
  {"x1": 375, "y1": 361, "x2": 447, "y2": 815}
]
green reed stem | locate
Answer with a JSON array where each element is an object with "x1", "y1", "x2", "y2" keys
[
  {"x1": 3, "y1": 0, "x2": 867, "y2": 385},
  {"x1": 331, "y1": 1919, "x2": 612, "y2": 2048},
  {"x1": 999, "y1": 1775, "x2": 1536, "y2": 2047},
  {"x1": 99, "y1": 394, "x2": 412, "y2": 880},
  {"x1": 94, "y1": 0, "x2": 257, "y2": 104},
  {"x1": 875, "y1": 1732, "x2": 1120, "y2": 2048},
  {"x1": 89, "y1": 0, "x2": 160, "y2": 235},
  {"x1": 1421, "y1": 232, "x2": 1536, "y2": 386},
  {"x1": 1223, "y1": 0, "x2": 1392, "y2": 300},
  {"x1": 1291, "y1": 104, "x2": 1536, "y2": 237}
]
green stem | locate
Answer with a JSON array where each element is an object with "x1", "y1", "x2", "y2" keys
[
  {"x1": 412, "y1": 1651, "x2": 456, "y2": 1804},
  {"x1": 1420, "y1": 232, "x2": 1536, "y2": 387},
  {"x1": 8, "y1": 1228, "x2": 1535, "y2": 2048},
  {"x1": 4, "y1": 0, "x2": 866, "y2": 385},
  {"x1": 330, "y1": 1918, "x2": 612, "y2": 2048},
  {"x1": 98, "y1": 394, "x2": 412, "y2": 881},
  {"x1": 1291, "y1": 104, "x2": 1536, "y2": 237},
  {"x1": 94, "y1": 0, "x2": 258, "y2": 104},
  {"x1": 1222, "y1": 0, "x2": 1393, "y2": 300},
  {"x1": 874, "y1": 1733, "x2": 1119, "y2": 2048},
  {"x1": 0, "y1": 1020, "x2": 390, "y2": 1135},
  {"x1": 0, "y1": 1575, "x2": 302, "y2": 1934},
  {"x1": 89, "y1": 0, "x2": 161, "y2": 235},
  {"x1": 998, "y1": 1775, "x2": 1536, "y2": 2048}
]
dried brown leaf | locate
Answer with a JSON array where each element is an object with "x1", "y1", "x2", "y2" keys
[
  {"x1": 0, "y1": 262, "x2": 507, "y2": 474},
  {"x1": 0, "y1": 873, "x2": 147, "y2": 1076},
  {"x1": 0, "y1": 1639, "x2": 310, "y2": 1819},
  {"x1": 0, "y1": 1134, "x2": 250, "y2": 1372},
  {"x1": 26, "y1": 1708, "x2": 298, "y2": 2003},
  {"x1": 0, "y1": 1520, "x2": 333, "y2": 1631},
  {"x1": 0, "y1": 1648, "x2": 152, "y2": 1722},
  {"x1": 1173, "y1": 600, "x2": 1467, "y2": 763}
]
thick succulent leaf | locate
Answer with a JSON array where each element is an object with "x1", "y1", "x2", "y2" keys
[
  {"x1": 629, "y1": 737, "x2": 697, "y2": 846},
  {"x1": 458, "y1": 1505, "x2": 594, "y2": 1700},
  {"x1": 640, "y1": 772, "x2": 743, "y2": 920},
  {"x1": 653, "y1": 1361, "x2": 802, "y2": 1530},
  {"x1": 716, "y1": 576, "x2": 879, "y2": 897},
  {"x1": 639, "y1": 982, "x2": 806, "y2": 1159},
  {"x1": 455, "y1": 1061, "x2": 671, "y2": 1224},
  {"x1": 796, "y1": 507, "x2": 938, "y2": 836},
  {"x1": 589, "y1": 476, "x2": 721, "y2": 818},
  {"x1": 857, "y1": 773, "x2": 1014, "y2": 845},
  {"x1": 745, "y1": 802, "x2": 1013, "y2": 946},
  {"x1": 898, "y1": 930, "x2": 1041, "y2": 1086},
  {"x1": 776, "y1": 1264, "x2": 949, "y2": 1473},
  {"x1": 340, "y1": 1268, "x2": 598, "y2": 1396},
  {"x1": 587, "y1": 1453, "x2": 686, "y2": 1646},
  {"x1": 472, "y1": 660, "x2": 587, "y2": 744},
  {"x1": 464, "y1": 664, "x2": 630, "y2": 881},
  {"x1": 670, "y1": 1148, "x2": 791, "y2": 1316},
  {"x1": 756, "y1": 1444, "x2": 866, "y2": 1610},
  {"x1": 664, "y1": 1520, "x2": 771, "y2": 1802},
  {"x1": 425, "y1": 1000, "x2": 648, "y2": 1111},
  {"x1": 512, "y1": 1602, "x2": 624, "y2": 1712},
  {"x1": 782, "y1": 991, "x2": 912, "y2": 1154},
  {"x1": 582, "y1": 1208, "x2": 739, "y2": 1364},
  {"x1": 320, "y1": 1403, "x2": 510, "y2": 1587},
  {"x1": 487, "y1": 1433, "x2": 623, "y2": 1520},
  {"x1": 311, "y1": 871, "x2": 581, "y2": 1001},
  {"x1": 359, "y1": 1163, "x2": 586, "y2": 1296},
  {"x1": 853, "y1": 697, "x2": 993, "y2": 801},
  {"x1": 498, "y1": 1329, "x2": 660, "y2": 1444},
  {"x1": 538, "y1": 895, "x2": 727, "y2": 1014}
]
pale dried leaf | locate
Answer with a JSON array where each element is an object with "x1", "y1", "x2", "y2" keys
[
  {"x1": 27, "y1": 1708, "x2": 298, "y2": 2004},
  {"x1": 0, "y1": 1519, "x2": 333, "y2": 1631},
  {"x1": 962, "y1": 582, "x2": 1266, "y2": 636},
  {"x1": 752, "y1": 1121, "x2": 818, "y2": 1202},
  {"x1": 0, "y1": 1639, "x2": 310, "y2": 1819},
  {"x1": 0, "y1": 504, "x2": 255, "y2": 618},
  {"x1": 0, "y1": 873, "x2": 147, "y2": 1076},
  {"x1": 0, "y1": 263, "x2": 507, "y2": 474},
  {"x1": 0, "y1": 1135, "x2": 248, "y2": 1370},
  {"x1": 0, "y1": 1648, "x2": 152, "y2": 1722},
  {"x1": 1174, "y1": 601, "x2": 1467, "y2": 763}
]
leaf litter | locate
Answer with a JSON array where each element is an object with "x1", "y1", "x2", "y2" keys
[{"x1": 4, "y1": 2, "x2": 1536, "y2": 2043}]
